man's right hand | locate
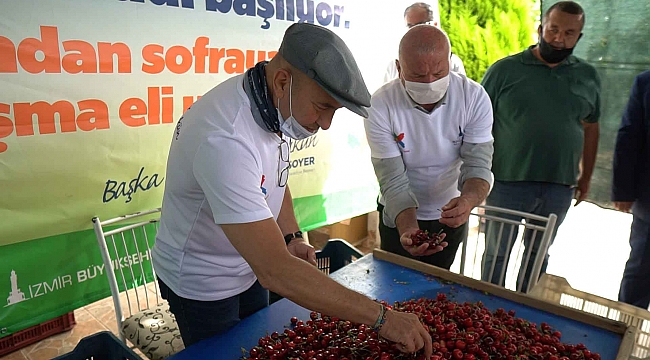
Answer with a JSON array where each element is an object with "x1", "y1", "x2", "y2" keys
[
  {"x1": 287, "y1": 238, "x2": 317, "y2": 266},
  {"x1": 400, "y1": 227, "x2": 447, "y2": 257},
  {"x1": 614, "y1": 201, "x2": 634, "y2": 213},
  {"x1": 224, "y1": 218, "x2": 434, "y2": 358},
  {"x1": 379, "y1": 310, "x2": 432, "y2": 358}
]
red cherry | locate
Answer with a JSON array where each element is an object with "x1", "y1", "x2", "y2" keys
[
  {"x1": 246, "y1": 297, "x2": 601, "y2": 360},
  {"x1": 453, "y1": 349, "x2": 464, "y2": 360}
]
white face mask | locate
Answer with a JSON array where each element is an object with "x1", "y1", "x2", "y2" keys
[
  {"x1": 403, "y1": 74, "x2": 450, "y2": 105},
  {"x1": 277, "y1": 76, "x2": 316, "y2": 140}
]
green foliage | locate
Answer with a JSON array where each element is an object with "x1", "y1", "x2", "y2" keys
[{"x1": 439, "y1": 0, "x2": 539, "y2": 81}]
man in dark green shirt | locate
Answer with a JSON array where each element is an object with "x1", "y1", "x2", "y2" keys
[{"x1": 480, "y1": 1, "x2": 600, "y2": 292}]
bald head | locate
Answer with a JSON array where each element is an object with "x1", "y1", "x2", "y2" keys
[
  {"x1": 397, "y1": 25, "x2": 451, "y2": 86},
  {"x1": 399, "y1": 25, "x2": 450, "y2": 63},
  {"x1": 404, "y1": 2, "x2": 433, "y2": 28}
]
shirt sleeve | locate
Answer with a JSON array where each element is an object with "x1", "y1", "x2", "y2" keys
[
  {"x1": 384, "y1": 59, "x2": 399, "y2": 84},
  {"x1": 364, "y1": 95, "x2": 402, "y2": 159},
  {"x1": 193, "y1": 133, "x2": 273, "y2": 225},
  {"x1": 451, "y1": 54, "x2": 466, "y2": 76},
  {"x1": 462, "y1": 85, "x2": 494, "y2": 144},
  {"x1": 584, "y1": 69, "x2": 602, "y2": 123},
  {"x1": 612, "y1": 74, "x2": 644, "y2": 201},
  {"x1": 371, "y1": 156, "x2": 419, "y2": 228},
  {"x1": 480, "y1": 63, "x2": 500, "y2": 112},
  {"x1": 458, "y1": 141, "x2": 494, "y2": 192}
]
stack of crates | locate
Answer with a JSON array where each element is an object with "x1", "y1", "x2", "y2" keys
[{"x1": 530, "y1": 274, "x2": 650, "y2": 359}]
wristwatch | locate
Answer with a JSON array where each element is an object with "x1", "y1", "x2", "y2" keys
[{"x1": 284, "y1": 231, "x2": 303, "y2": 245}]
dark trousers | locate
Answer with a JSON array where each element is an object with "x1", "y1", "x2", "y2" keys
[
  {"x1": 158, "y1": 278, "x2": 269, "y2": 347},
  {"x1": 482, "y1": 181, "x2": 572, "y2": 292},
  {"x1": 378, "y1": 204, "x2": 467, "y2": 270},
  {"x1": 619, "y1": 215, "x2": 650, "y2": 309}
]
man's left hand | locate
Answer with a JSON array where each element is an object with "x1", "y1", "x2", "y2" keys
[
  {"x1": 287, "y1": 238, "x2": 317, "y2": 266},
  {"x1": 574, "y1": 177, "x2": 591, "y2": 206},
  {"x1": 439, "y1": 196, "x2": 473, "y2": 228}
]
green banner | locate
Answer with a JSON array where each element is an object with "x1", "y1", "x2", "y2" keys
[
  {"x1": 294, "y1": 186, "x2": 379, "y2": 232},
  {"x1": 1, "y1": 224, "x2": 157, "y2": 336}
]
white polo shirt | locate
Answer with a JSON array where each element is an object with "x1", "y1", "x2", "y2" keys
[
  {"x1": 152, "y1": 74, "x2": 287, "y2": 301},
  {"x1": 365, "y1": 72, "x2": 493, "y2": 221}
]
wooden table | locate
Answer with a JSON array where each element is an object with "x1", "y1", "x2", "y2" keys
[{"x1": 169, "y1": 250, "x2": 634, "y2": 360}]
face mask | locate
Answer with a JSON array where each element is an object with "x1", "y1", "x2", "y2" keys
[
  {"x1": 403, "y1": 75, "x2": 450, "y2": 104},
  {"x1": 277, "y1": 75, "x2": 316, "y2": 140},
  {"x1": 538, "y1": 31, "x2": 581, "y2": 64}
]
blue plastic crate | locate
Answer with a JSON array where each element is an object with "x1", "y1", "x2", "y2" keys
[
  {"x1": 315, "y1": 239, "x2": 363, "y2": 274},
  {"x1": 52, "y1": 331, "x2": 141, "y2": 360}
]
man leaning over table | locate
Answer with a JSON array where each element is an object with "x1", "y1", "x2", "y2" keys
[{"x1": 151, "y1": 23, "x2": 438, "y2": 357}]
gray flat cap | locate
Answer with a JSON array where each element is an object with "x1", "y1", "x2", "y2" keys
[{"x1": 279, "y1": 23, "x2": 371, "y2": 118}]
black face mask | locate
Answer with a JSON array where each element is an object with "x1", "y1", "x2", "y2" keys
[{"x1": 538, "y1": 31, "x2": 582, "y2": 64}]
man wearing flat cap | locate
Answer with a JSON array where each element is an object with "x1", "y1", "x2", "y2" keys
[
  {"x1": 365, "y1": 25, "x2": 494, "y2": 270},
  {"x1": 152, "y1": 23, "x2": 435, "y2": 355}
]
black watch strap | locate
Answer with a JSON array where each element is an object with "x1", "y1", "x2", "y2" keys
[{"x1": 284, "y1": 231, "x2": 303, "y2": 245}]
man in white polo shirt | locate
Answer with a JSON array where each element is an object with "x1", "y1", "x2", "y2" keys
[
  {"x1": 365, "y1": 25, "x2": 493, "y2": 269},
  {"x1": 152, "y1": 23, "x2": 435, "y2": 355}
]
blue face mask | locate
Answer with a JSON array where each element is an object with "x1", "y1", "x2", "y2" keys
[{"x1": 277, "y1": 76, "x2": 317, "y2": 140}]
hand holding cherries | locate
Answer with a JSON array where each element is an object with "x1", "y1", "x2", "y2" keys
[
  {"x1": 410, "y1": 229, "x2": 445, "y2": 247},
  {"x1": 401, "y1": 228, "x2": 448, "y2": 257}
]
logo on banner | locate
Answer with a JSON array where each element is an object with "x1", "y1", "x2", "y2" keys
[
  {"x1": 5, "y1": 270, "x2": 27, "y2": 307},
  {"x1": 118, "y1": 0, "x2": 352, "y2": 30},
  {"x1": 103, "y1": 167, "x2": 165, "y2": 204},
  {"x1": 288, "y1": 136, "x2": 318, "y2": 175},
  {"x1": 4, "y1": 269, "x2": 73, "y2": 307},
  {"x1": 4, "y1": 250, "x2": 154, "y2": 307}
]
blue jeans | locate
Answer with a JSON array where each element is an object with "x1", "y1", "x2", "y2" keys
[
  {"x1": 158, "y1": 278, "x2": 269, "y2": 347},
  {"x1": 482, "y1": 181, "x2": 573, "y2": 292},
  {"x1": 618, "y1": 215, "x2": 650, "y2": 309}
]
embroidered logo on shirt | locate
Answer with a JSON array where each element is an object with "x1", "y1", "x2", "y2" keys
[
  {"x1": 260, "y1": 175, "x2": 267, "y2": 196},
  {"x1": 394, "y1": 133, "x2": 406, "y2": 148},
  {"x1": 393, "y1": 132, "x2": 410, "y2": 153}
]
